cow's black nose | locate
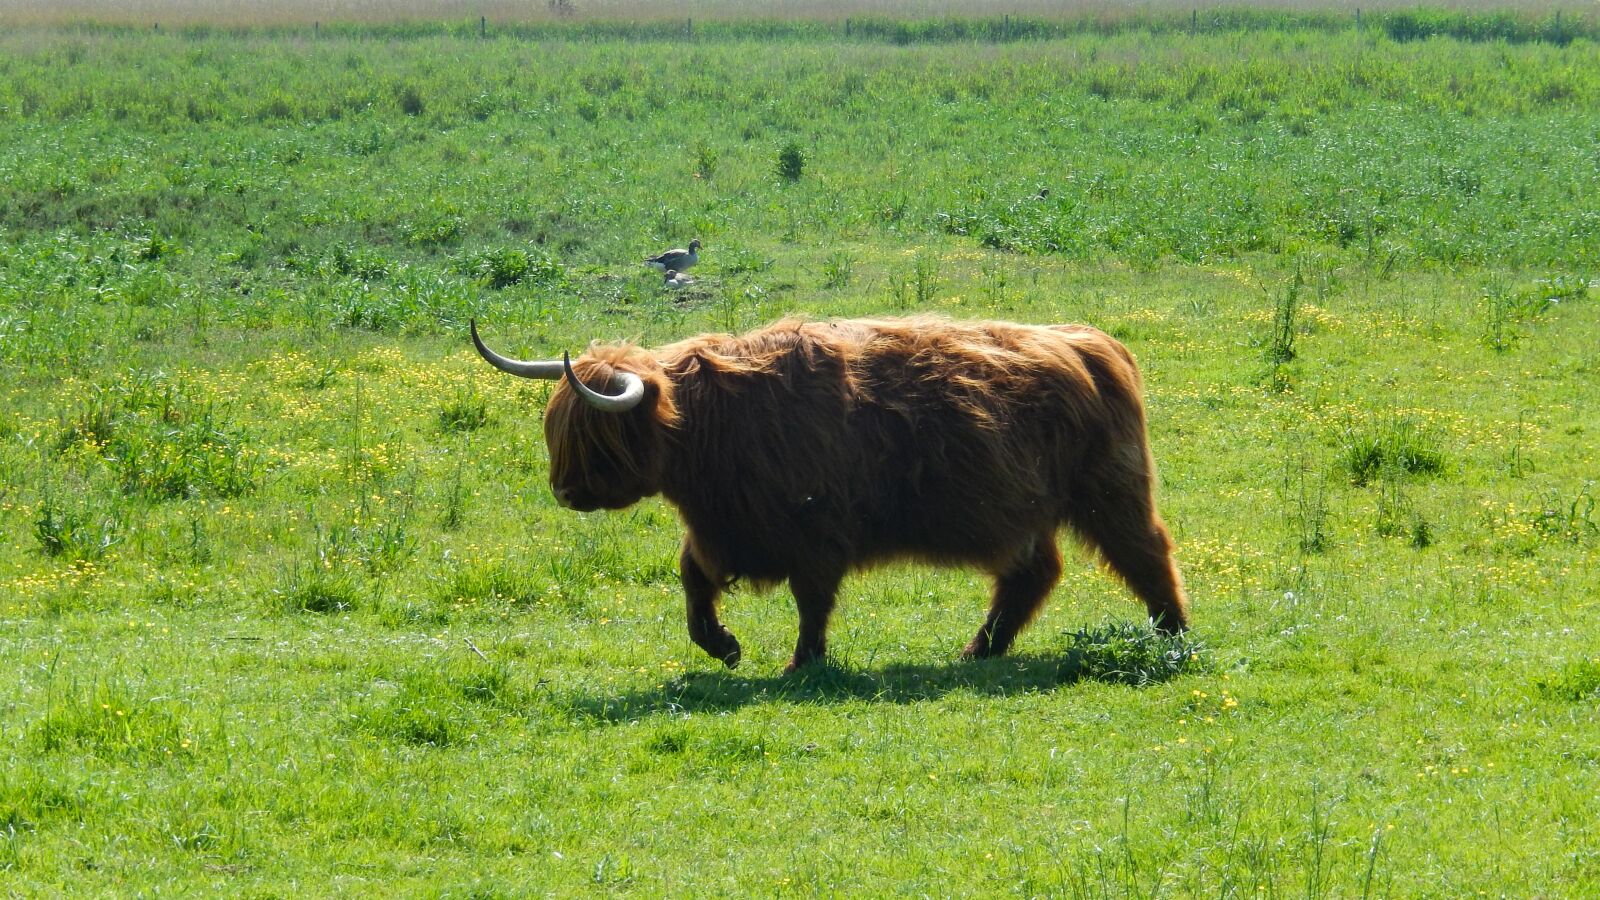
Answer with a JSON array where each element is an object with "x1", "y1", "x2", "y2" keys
[{"x1": 553, "y1": 485, "x2": 599, "y2": 511}]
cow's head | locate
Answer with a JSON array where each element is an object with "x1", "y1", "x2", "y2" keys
[{"x1": 471, "y1": 321, "x2": 675, "y2": 511}]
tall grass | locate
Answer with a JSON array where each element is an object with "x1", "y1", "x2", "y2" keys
[
  {"x1": 1, "y1": 26, "x2": 1596, "y2": 330},
  {"x1": 4, "y1": 5, "x2": 1595, "y2": 45}
]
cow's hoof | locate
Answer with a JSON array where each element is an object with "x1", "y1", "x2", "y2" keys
[
  {"x1": 783, "y1": 653, "x2": 824, "y2": 675},
  {"x1": 702, "y1": 630, "x2": 740, "y2": 669},
  {"x1": 1151, "y1": 616, "x2": 1190, "y2": 636}
]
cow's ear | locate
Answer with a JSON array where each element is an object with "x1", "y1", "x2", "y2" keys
[{"x1": 644, "y1": 371, "x2": 681, "y2": 427}]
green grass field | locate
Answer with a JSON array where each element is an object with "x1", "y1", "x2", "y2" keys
[{"x1": 2, "y1": 14, "x2": 1598, "y2": 896}]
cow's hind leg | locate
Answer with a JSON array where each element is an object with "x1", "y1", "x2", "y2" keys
[
  {"x1": 964, "y1": 534, "x2": 1062, "y2": 659},
  {"x1": 786, "y1": 566, "x2": 845, "y2": 673},
  {"x1": 681, "y1": 542, "x2": 741, "y2": 668},
  {"x1": 1072, "y1": 477, "x2": 1190, "y2": 634}
]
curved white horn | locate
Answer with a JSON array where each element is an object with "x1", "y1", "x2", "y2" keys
[
  {"x1": 562, "y1": 351, "x2": 646, "y2": 413},
  {"x1": 470, "y1": 319, "x2": 565, "y2": 379}
]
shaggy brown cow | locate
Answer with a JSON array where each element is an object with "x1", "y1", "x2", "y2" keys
[{"x1": 471, "y1": 316, "x2": 1188, "y2": 672}]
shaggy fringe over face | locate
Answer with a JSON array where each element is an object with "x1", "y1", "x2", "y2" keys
[{"x1": 543, "y1": 345, "x2": 677, "y2": 498}]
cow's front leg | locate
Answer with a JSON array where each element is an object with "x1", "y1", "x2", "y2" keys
[
  {"x1": 681, "y1": 542, "x2": 741, "y2": 668},
  {"x1": 786, "y1": 567, "x2": 845, "y2": 673}
]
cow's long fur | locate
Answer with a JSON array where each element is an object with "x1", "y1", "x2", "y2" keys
[{"x1": 541, "y1": 316, "x2": 1188, "y2": 670}]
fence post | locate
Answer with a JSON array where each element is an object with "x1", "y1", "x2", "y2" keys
[
  {"x1": 480, "y1": 15, "x2": 486, "y2": 38},
  {"x1": 1355, "y1": 8, "x2": 1361, "y2": 30},
  {"x1": 845, "y1": 18, "x2": 851, "y2": 38},
  {"x1": 687, "y1": 18, "x2": 693, "y2": 38},
  {"x1": 1003, "y1": 14, "x2": 1010, "y2": 42},
  {"x1": 314, "y1": 21, "x2": 319, "y2": 38}
]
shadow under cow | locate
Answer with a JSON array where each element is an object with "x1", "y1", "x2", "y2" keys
[{"x1": 560, "y1": 624, "x2": 1205, "y2": 725}]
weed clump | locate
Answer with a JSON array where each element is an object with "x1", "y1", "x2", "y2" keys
[
  {"x1": 1058, "y1": 621, "x2": 1206, "y2": 686},
  {"x1": 1282, "y1": 461, "x2": 1331, "y2": 554},
  {"x1": 115, "y1": 417, "x2": 259, "y2": 501},
  {"x1": 31, "y1": 679, "x2": 191, "y2": 760},
  {"x1": 693, "y1": 142, "x2": 719, "y2": 180},
  {"x1": 1481, "y1": 274, "x2": 1591, "y2": 351},
  {"x1": 34, "y1": 495, "x2": 121, "y2": 560},
  {"x1": 276, "y1": 566, "x2": 362, "y2": 615},
  {"x1": 404, "y1": 213, "x2": 465, "y2": 247},
  {"x1": 913, "y1": 250, "x2": 939, "y2": 305},
  {"x1": 357, "y1": 701, "x2": 461, "y2": 748},
  {"x1": 1375, "y1": 493, "x2": 1433, "y2": 548},
  {"x1": 56, "y1": 376, "x2": 261, "y2": 502},
  {"x1": 775, "y1": 140, "x2": 806, "y2": 182},
  {"x1": 1264, "y1": 268, "x2": 1301, "y2": 365},
  {"x1": 396, "y1": 83, "x2": 425, "y2": 116},
  {"x1": 438, "y1": 388, "x2": 490, "y2": 432},
  {"x1": 329, "y1": 243, "x2": 391, "y2": 281},
  {"x1": 821, "y1": 251, "x2": 854, "y2": 289},
  {"x1": 1341, "y1": 419, "x2": 1446, "y2": 486},
  {"x1": 459, "y1": 246, "x2": 563, "y2": 289},
  {"x1": 1536, "y1": 658, "x2": 1600, "y2": 702},
  {"x1": 435, "y1": 559, "x2": 543, "y2": 609},
  {"x1": 1531, "y1": 482, "x2": 1597, "y2": 544}
]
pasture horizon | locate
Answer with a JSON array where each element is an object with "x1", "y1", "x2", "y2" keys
[
  {"x1": 0, "y1": 0, "x2": 1590, "y2": 27},
  {"x1": 2, "y1": 14, "x2": 1597, "y2": 895}
]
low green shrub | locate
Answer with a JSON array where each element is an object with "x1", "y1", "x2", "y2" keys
[{"x1": 1058, "y1": 621, "x2": 1207, "y2": 687}]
